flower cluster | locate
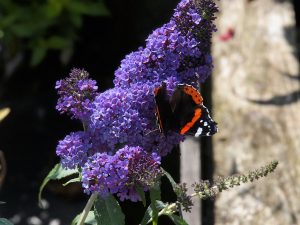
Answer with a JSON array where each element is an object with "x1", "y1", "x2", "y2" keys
[
  {"x1": 114, "y1": 0, "x2": 217, "y2": 90},
  {"x1": 55, "y1": 68, "x2": 98, "y2": 120},
  {"x1": 55, "y1": 0, "x2": 218, "y2": 201},
  {"x1": 88, "y1": 83, "x2": 184, "y2": 156},
  {"x1": 82, "y1": 146, "x2": 162, "y2": 201},
  {"x1": 56, "y1": 132, "x2": 91, "y2": 169}
]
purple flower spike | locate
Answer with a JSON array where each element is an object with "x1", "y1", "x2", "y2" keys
[
  {"x1": 114, "y1": 0, "x2": 218, "y2": 89},
  {"x1": 56, "y1": 68, "x2": 98, "y2": 120}
]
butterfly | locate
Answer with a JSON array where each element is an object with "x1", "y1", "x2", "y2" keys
[{"x1": 154, "y1": 83, "x2": 218, "y2": 137}]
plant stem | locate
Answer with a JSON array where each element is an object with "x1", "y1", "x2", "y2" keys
[
  {"x1": 158, "y1": 161, "x2": 279, "y2": 218},
  {"x1": 78, "y1": 193, "x2": 97, "y2": 225}
]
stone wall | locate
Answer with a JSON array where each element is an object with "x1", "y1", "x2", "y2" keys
[{"x1": 212, "y1": 0, "x2": 300, "y2": 224}]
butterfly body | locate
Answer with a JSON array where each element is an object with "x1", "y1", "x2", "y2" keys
[{"x1": 154, "y1": 83, "x2": 217, "y2": 137}]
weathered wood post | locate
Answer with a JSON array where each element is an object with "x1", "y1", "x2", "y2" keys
[{"x1": 180, "y1": 138, "x2": 202, "y2": 225}]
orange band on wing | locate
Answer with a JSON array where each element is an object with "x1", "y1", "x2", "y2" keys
[
  {"x1": 180, "y1": 108, "x2": 202, "y2": 134},
  {"x1": 182, "y1": 86, "x2": 203, "y2": 105},
  {"x1": 155, "y1": 105, "x2": 164, "y2": 132},
  {"x1": 154, "y1": 87, "x2": 164, "y2": 132}
]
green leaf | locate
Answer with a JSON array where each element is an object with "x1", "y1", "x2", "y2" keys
[
  {"x1": 69, "y1": 13, "x2": 83, "y2": 27},
  {"x1": 30, "y1": 46, "x2": 47, "y2": 66},
  {"x1": 0, "y1": 218, "x2": 14, "y2": 225},
  {"x1": 63, "y1": 177, "x2": 80, "y2": 186},
  {"x1": 150, "y1": 186, "x2": 161, "y2": 225},
  {"x1": 167, "y1": 215, "x2": 189, "y2": 225},
  {"x1": 67, "y1": 1, "x2": 110, "y2": 16},
  {"x1": 45, "y1": 36, "x2": 70, "y2": 49},
  {"x1": 71, "y1": 211, "x2": 97, "y2": 225},
  {"x1": 135, "y1": 186, "x2": 146, "y2": 207},
  {"x1": 162, "y1": 168, "x2": 177, "y2": 190},
  {"x1": 38, "y1": 163, "x2": 78, "y2": 204},
  {"x1": 10, "y1": 23, "x2": 35, "y2": 38},
  {"x1": 155, "y1": 200, "x2": 166, "y2": 210},
  {"x1": 44, "y1": 0, "x2": 64, "y2": 18},
  {"x1": 140, "y1": 205, "x2": 152, "y2": 225},
  {"x1": 140, "y1": 201, "x2": 166, "y2": 225},
  {"x1": 94, "y1": 194, "x2": 125, "y2": 225},
  {"x1": 0, "y1": 13, "x2": 19, "y2": 27}
]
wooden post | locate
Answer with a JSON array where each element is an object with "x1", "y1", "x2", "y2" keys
[{"x1": 180, "y1": 137, "x2": 201, "y2": 225}]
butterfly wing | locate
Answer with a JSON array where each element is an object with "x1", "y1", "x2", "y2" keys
[
  {"x1": 170, "y1": 84, "x2": 201, "y2": 133},
  {"x1": 170, "y1": 84, "x2": 218, "y2": 137},
  {"x1": 154, "y1": 83, "x2": 174, "y2": 134},
  {"x1": 189, "y1": 104, "x2": 218, "y2": 137}
]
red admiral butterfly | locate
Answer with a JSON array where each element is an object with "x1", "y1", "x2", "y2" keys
[{"x1": 154, "y1": 83, "x2": 218, "y2": 137}]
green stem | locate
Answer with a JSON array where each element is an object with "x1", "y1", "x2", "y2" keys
[
  {"x1": 157, "y1": 161, "x2": 279, "y2": 218},
  {"x1": 78, "y1": 193, "x2": 97, "y2": 225},
  {"x1": 151, "y1": 200, "x2": 158, "y2": 225}
]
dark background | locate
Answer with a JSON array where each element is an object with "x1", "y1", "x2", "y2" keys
[{"x1": 0, "y1": 0, "x2": 299, "y2": 225}]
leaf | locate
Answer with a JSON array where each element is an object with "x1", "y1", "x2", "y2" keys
[
  {"x1": 155, "y1": 200, "x2": 167, "y2": 210},
  {"x1": 71, "y1": 211, "x2": 97, "y2": 225},
  {"x1": 10, "y1": 23, "x2": 35, "y2": 38},
  {"x1": 0, "y1": 108, "x2": 10, "y2": 122},
  {"x1": 94, "y1": 194, "x2": 125, "y2": 225},
  {"x1": 46, "y1": 36, "x2": 70, "y2": 49},
  {"x1": 167, "y1": 215, "x2": 189, "y2": 225},
  {"x1": 162, "y1": 168, "x2": 177, "y2": 190},
  {"x1": 0, "y1": 218, "x2": 14, "y2": 225},
  {"x1": 135, "y1": 186, "x2": 146, "y2": 207},
  {"x1": 38, "y1": 163, "x2": 78, "y2": 204},
  {"x1": 63, "y1": 177, "x2": 81, "y2": 186},
  {"x1": 30, "y1": 46, "x2": 47, "y2": 66},
  {"x1": 149, "y1": 186, "x2": 161, "y2": 225},
  {"x1": 69, "y1": 13, "x2": 82, "y2": 27},
  {"x1": 140, "y1": 201, "x2": 166, "y2": 225},
  {"x1": 44, "y1": 0, "x2": 64, "y2": 18},
  {"x1": 67, "y1": 1, "x2": 110, "y2": 16},
  {"x1": 140, "y1": 205, "x2": 152, "y2": 225}
]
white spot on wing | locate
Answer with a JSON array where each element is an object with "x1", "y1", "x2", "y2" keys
[{"x1": 195, "y1": 127, "x2": 203, "y2": 137}]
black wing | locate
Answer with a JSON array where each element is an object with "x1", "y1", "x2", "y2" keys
[{"x1": 154, "y1": 83, "x2": 175, "y2": 134}]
